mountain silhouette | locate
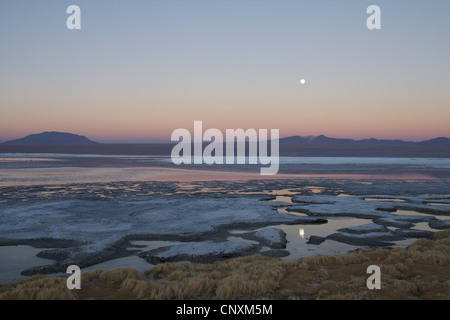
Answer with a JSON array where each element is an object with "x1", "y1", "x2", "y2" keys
[
  {"x1": 3, "y1": 132, "x2": 449, "y2": 147},
  {"x1": 279, "y1": 135, "x2": 450, "y2": 146},
  {"x1": 416, "y1": 137, "x2": 450, "y2": 147},
  {"x1": 2, "y1": 131, "x2": 99, "y2": 144}
]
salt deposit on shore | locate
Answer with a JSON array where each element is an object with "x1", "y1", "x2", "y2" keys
[{"x1": 0, "y1": 179, "x2": 449, "y2": 283}]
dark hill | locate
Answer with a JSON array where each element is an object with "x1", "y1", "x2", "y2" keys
[
  {"x1": 417, "y1": 137, "x2": 450, "y2": 147},
  {"x1": 2, "y1": 131, "x2": 99, "y2": 144},
  {"x1": 279, "y1": 135, "x2": 450, "y2": 146}
]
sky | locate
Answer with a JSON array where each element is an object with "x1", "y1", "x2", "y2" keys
[{"x1": 1, "y1": 0, "x2": 449, "y2": 143}]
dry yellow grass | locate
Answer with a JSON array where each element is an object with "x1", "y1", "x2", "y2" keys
[
  {"x1": 0, "y1": 275, "x2": 75, "y2": 300},
  {"x1": 1, "y1": 229, "x2": 449, "y2": 300},
  {"x1": 278, "y1": 229, "x2": 450, "y2": 299}
]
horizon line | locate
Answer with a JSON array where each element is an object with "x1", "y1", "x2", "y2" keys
[{"x1": 1, "y1": 131, "x2": 449, "y2": 145}]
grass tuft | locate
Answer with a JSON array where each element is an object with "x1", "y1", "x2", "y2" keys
[{"x1": 1, "y1": 229, "x2": 449, "y2": 300}]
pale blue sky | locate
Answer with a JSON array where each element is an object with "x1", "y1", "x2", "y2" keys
[{"x1": 1, "y1": 0, "x2": 449, "y2": 142}]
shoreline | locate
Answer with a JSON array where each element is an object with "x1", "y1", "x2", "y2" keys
[
  {"x1": 2, "y1": 153, "x2": 449, "y2": 186},
  {"x1": 2, "y1": 143, "x2": 450, "y2": 158}
]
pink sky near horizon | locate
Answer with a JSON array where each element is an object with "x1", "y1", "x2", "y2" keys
[
  {"x1": 1, "y1": 74, "x2": 449, "y2": 143},
  {"x1": 1, "y1": 1, "x2": 449, "y2": 144},
  {"x1": 1, "y1": 83, "x2": 449, "y2": 143},
  {"x1": 1, "y1": 107, "x2": 448, "y2": 143}
]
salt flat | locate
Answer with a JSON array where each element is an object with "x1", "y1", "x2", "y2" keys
[{"x1": 0, "y1": 178, "x2": 449, "y2": 282}]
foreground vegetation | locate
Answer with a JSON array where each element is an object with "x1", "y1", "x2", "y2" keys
[{"x1": 1, "y1": 229, "x2": 449, "y2": 300}]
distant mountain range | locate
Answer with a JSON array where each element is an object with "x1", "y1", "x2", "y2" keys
[
  {"x1": 279, "y1": 135, "x2": 450, "y2": 147},
  {"x1": 2, "y1": 131, "x2": 450, "y2": 147},
  {"x1": 2, "y1": 131, "x2": 98, "y2": 144}
]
